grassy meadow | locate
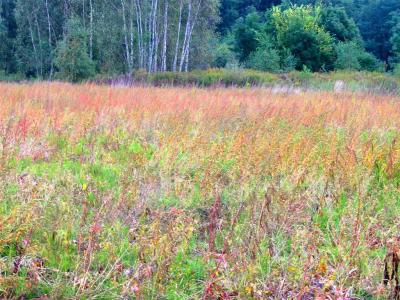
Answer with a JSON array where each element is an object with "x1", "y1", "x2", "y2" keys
[{"x1": 0, "y1": 82, "x2": 400, "y2": 299}]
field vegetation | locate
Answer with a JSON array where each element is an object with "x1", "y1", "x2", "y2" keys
[
  {"x1": 1, "y1": 83, "x2": 400, "y2": 299},
  {"x1": 105, "y1": 69, "x2": 400, "y2": 95}
]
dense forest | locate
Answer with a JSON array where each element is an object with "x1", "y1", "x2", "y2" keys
[{"x1": 0, "y1": 0, "x2": 399, "y2": 81}]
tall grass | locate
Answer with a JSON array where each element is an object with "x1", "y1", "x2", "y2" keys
[{"x1": 0, "y1": 83, "x2": 400, "y2": 298}]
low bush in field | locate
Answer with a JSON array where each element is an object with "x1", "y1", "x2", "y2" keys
[
  {"x1": 131, "y1": 68, "x2": 280, "y2": 87},
  {"x1": 98, "y1": 69, "x2": 400, "y2": 94}
]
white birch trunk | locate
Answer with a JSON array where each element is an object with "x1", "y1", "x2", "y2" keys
[
  {"x1": 153, "y1": 0, "x2": 159, "y2": 72},
  {"x1": 129, "y1": 0, "x2": 134, "y2": 70},
  {"x1": 148, "y1": 0, "x2": 154, "y2": 71},
  {"x1": 134, "y1": 0, "x2": 144, "y2": 69},
  {"x1": 182, "y1": 0, "x2": 201, "y2": 72},
  {"x1": 172, "y1": 0, "x2": 183, "y2": 72},
  {"x1": 45, "y1": 0, "x2": 53, "y2": 79},
  {"x1": 121, "y1": 0, "x2": 132, "y2": 72},
  {"x1": 161, "y1": 0, "x2": 168, "y2": 72},
  {"x1": 179, "y1": 0, "x2": 191, "y2": 72}
]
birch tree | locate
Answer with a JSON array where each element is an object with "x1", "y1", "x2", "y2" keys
[
  {"x1": 9, "y1": 0, "x2": 220, "y2": 77},
  {"x1": 172, "y1": 0, "x2": 183, "y2": 72},
  {"x1": 161, "y1": 0, "x2": 168, "y2": 71},
  {"x1": 45, "y1": 0, "x2": 54, "y2": 78},
  {"x1": 121, "y1": 0, "x2": 132, "y2": 72}
]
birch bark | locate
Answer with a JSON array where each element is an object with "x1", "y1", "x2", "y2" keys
[
  {"x1": 172, "y1": 0, "x2": 183, "y2": 72},
  {"x1": 161, "y1": 0, "x2": 168, "y2": 72}
]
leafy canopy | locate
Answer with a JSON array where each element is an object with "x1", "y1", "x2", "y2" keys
[{"x1": 270, "y1": 5, "x2": 335, "y2": 71}]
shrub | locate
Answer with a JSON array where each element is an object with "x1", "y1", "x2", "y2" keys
[
  {"x1": 394, "y1": 64, "x2": 400, "y2": 77},
  {"x1": 334, "y1": 41, "x2": 383, "y2": 72},
  {"x1": 270, "y1": 5, "x2": 336, "y2": 71},
  {"x1": 245, "y1": 33, "x2": 282, "y2": 72},
  {"x1": 55, "y1": 18, "x2": 95, "y2": 82},
  {"x1": 212, "y1": 42, "x2": 238, "y2": 69},
  {"x1": 358, "y1": 52, "x2": 384, "y2": 72},
  {"x1": 280, "y1": 50, "x2": 297, "y2": 72},
  {"x1": 334, "y1": 41, "x2": 361, "y2": 70},
  {"x1": 246, "y1": 47, "x2": 281, "y2": 72}
]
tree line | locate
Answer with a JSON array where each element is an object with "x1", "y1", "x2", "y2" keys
[
  {"x1": 0, "y1": 0, "x2": 219, "y2": 81},
  {"x1": 217, "y1": 0, "x2": 400, "y2": 73},
  {"x1": 0, "y1": 0, "x2": 399, "y2": 82}
]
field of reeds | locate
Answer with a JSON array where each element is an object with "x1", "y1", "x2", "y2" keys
[{"x1": 0, "y1": 82, "x2": 400, "y2": 299}]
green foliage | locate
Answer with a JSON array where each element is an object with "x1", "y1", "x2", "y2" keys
[
  {"x1": 358, "y1": 0, "x2": 400, "y2": 62},
  {"x1": 334, "y1": 41, "x2": 361, "y2": 70},
  {"x1": 358, "y1": 52, "x2": 384, "y2": 72},
  {"x1": 279, "y1": 48, "x2": 297, "y2": 72},
  {"x1": 132, "y1": 68, "x2": 280, "y2": 87},
  {"x1": 0, "y1": 0, "x2": 17, "y2": 74},
  {"x1": 0, "y1": 70, "x2": 23, "y2": 81},
  {"x1": 246, "y1": 47, "x2": 281, "y2": 72},
  {"x1": 390, "y1": 12, "x2": 400, "y2": 64},
  {"x1": 212, "y1": 36, "x2": 239, "y2": 69},
  {"x1": 245, "y1": 34, "x2": 281, "y2": 72},
  {"x1": 233, "y1": 10, "x2": 264, "y2": 62},
  {"x1": 270, "y1": 5, "x2": 335, "y2": 71},
  {"x1": 393, "y1": 64, "x2": 400, "y2": 77},
  {"x1": 55, "y1": 18, "x2": 95, "y2": 82},
  {"x1": 335, "y1": 41, "x2": 383, "y2": 72},
  {"x1": 1, "y1": 0, "x2": 400, "y2": 78},
  {"x1": 127, "y1": 69, "x2": 400, "y2": 94},
  {"x1": 320, "y1": 5, "x2": 360, "y2": 42},
  {"x1": 0, "y1": 18, "x2": 8, "y2": 71}
]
